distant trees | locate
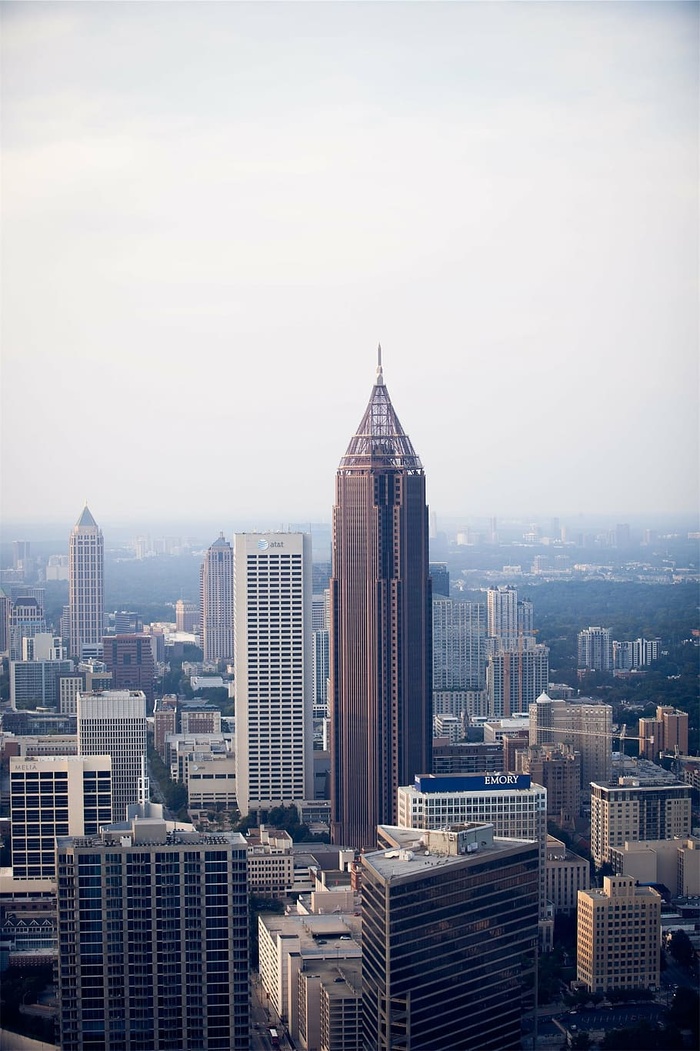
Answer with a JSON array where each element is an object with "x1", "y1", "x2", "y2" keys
[
  {"x1": 667, "y1": 929, "x2": 697, "y2": 969},
  {"x1": 600, "y1": 1022, "x2": 684, "y2": 1050},
  {"x1": 148, "y1": 747, "x2": 188, "y2": 817},
  {"x1": 234, "y1": 804, "x2": 329, "y2": 843},
  {"x1": 668, "y1": 987, "x2": 699, "y2": 1044}
]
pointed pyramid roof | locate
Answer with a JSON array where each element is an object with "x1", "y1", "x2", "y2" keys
[
  {"x1": 210, "y1": 532, "x2": 230, "y2": 548},
  {"x1": 75, "y1": 504, "x2": 99, "y2": 529},
  {"x1": 339, "y1": 346, "x2": 423, "y2": 472}
]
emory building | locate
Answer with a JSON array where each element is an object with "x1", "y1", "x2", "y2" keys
[{"x1": 397, "y1": 772, "x2": 548, "y2": 926}]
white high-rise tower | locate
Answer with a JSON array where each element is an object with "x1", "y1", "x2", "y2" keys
[
  {"x1": 200, "y1": 533, "x2": 234, "y2": 661},
  {"x1": 68, "y1": 505, "x2": 104, "y2": 660},
  {"x1": 77, "y1": 689, "x2": 147, "y2": 821},
  {"x1": 234, "y1": 532, "x2": 313, "y2": 820}
]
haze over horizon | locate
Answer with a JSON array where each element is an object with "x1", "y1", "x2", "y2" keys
[{"x1": 2, "y1": 2, "x2": 698, "y2": 526}]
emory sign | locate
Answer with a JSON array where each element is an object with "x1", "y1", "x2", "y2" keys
[{"x1": 414, "y1": 773, "x2": 532, "y2": 793}]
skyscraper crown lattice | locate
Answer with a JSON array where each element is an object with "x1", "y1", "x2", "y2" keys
[{"x1": 339, "y1": 344, "x2": 423, "y2": 472}]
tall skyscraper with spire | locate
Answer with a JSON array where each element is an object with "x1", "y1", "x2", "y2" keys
[
  {"x1": 330, "y1": 349, "x2": 432, "y2": 850},
  {"x1": 68, "y1": 505, "x2": 104, "y2": 660}
]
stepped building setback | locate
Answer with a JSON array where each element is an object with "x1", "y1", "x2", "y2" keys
[
  {"x1": 590, "y1": 776, "x2": 692, "y2": 868},
  {"x1": 77, "y1": 689, "x2": 147, "y2": 821},
  {"x1": 577, "y1": 876, "x2": 661, "y2": 993}
]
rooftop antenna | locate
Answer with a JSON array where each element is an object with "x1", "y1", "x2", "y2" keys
[{"x1": 376, "y1": 342, "x2": 384, "y2": 385}]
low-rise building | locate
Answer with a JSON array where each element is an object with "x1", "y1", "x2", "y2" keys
[
  {"x1": 298, "y1": 959, "x2": 362, "y2": 1051},
  {"x1": 609, "y1": 836, "x2": 700, "y2": 898},
  {"x1": 247, "y1": 827, "x2": 295, "y2": 899},
  {"x1": 577, "y1": 876, "x2": 661, "y2": 993},
  {"x1": 545, "y1": 835, "x2": 590, "y2": 915},
  {"x1": 186, "y1": 752, "x2": 237, "y2": 811},
  {"x1": 258, "y1": 912, "x2": 362, "y2": 1040}
]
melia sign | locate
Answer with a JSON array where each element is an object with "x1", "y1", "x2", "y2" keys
[{"x1": 413, "y1": 773, "x2": 532, "y2": 793}]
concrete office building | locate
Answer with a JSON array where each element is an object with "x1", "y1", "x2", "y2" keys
[
  {"x1": 577, "y1": 876, "x2": 661, "y2": 993},
  {"x1": 68, "y1": 506, "x2": 105, "y2": 660},
  {"x1": 56, "y1": 814, "x2": 249, "y2": 1051},
  {"x1": 246, "y1": 826, "x2": 295, "y2": 899},
  {"x1": 639, "y1": 705, "x2": 689, "y2": 762},
  {"x1": 397, "y1": 773, "x2": 548, "y2": 926},
  {"x1": 258, "y1": 912, "x2": 362, "y2": 1039},
  {"x1": 590, "y1": 777, "x2": 693, "y2": 868},
  {"x1": 10, "y1": 754, "x2": 112, "y2": 879},
  {"x1": 609, "y1": 836, "x2": 700, "y2": 898},
  {"x1": 200, "y1": 534, "x2": 234, "y2": 661},
  {"x1": 77, "y1": 689, "x2": 147, "y2": 821},
  {"x1": 545, "y1": 835, "x2": 590, "y2": 915},
  {"x1": 330, "y1": 353, "x2": 432, "y2": 850},
  {"x1": 234, "y1": 532, "x2": 313, "y2": 821},
  {"x1": 362, "y1": 824, "x2": 539, "y2": 1051},
  {"x1": 516, "y1": 743, "x2": 581, "y2": 825},
  {"x1": 298, "y1": 959, "x2": 362, "y2": 1051},
  {"x1": 102, "y1": 634, "x2": 156, "y2": 705},
  {"x1": 183, "y1": 752, "x2": 237, "y2": 813},
  {"x1": 59, "y1": 662, "x2": 112, "y2": 716},
  {"x1": 529, "y1": 694, "x2": 613, "y2": 791}
]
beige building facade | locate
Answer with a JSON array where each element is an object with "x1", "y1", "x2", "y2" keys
[
  {"x1": 545, "y1": 836, "x2": 590, "y2": 915},
  {"x1": 609, "y1": 836, "x2": 700, "y2": 898},
  {"x1": 590, "y1": 778, "x2": 692, "y2": 868},
  {"x1": 577, "y1": 876, "x2": 661, "y2": 993}
]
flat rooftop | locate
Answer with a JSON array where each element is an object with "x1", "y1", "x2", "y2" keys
[{"x1": 365, "y1": 825, "x2": 537, "y2": 882}]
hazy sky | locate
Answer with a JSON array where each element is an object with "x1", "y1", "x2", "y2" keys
[{"x1": 2, "y1": 1, "x2": 698, "y2": 531}]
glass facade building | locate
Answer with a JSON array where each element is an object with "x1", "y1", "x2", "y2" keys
[
  {"x1": 362, "y1": 824, "x2": 539, "y2": 1050},
  {"x1": 56, "y1": 817, "x2": 249, "y2": 1051}
]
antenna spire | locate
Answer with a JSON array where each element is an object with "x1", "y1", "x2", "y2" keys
[{"x1": 376, "y1": 342, "x2": 384, "y2": 385}]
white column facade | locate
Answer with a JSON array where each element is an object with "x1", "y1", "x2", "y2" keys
[{"x1": 234, "y1": 533, "x2": 313, "y2": 820}]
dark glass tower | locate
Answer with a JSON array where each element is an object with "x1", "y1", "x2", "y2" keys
[{"x1": 330, "y1": 349, "x2": 432, "y2": 850}]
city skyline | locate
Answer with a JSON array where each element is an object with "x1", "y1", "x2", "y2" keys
[{"x1": 2, "y1": 2, "x2": 697, "y2": 525}]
